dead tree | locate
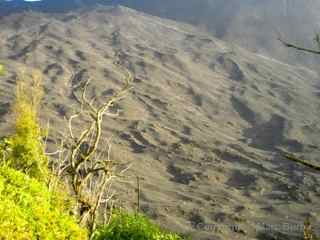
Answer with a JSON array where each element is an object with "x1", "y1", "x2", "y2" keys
[{"x1": 52, "y1": 55, "x2": 133, "y2": 235}]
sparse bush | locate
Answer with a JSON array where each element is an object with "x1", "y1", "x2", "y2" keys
[
  {"x1": 304, "y1": 218, "x2": 319, "y2": 240},
  {"x1": 92, "y1": 211, "x2": 184, "y2": 240},
  {"x1": 0, "y1": 164, "x2": 87, "y2": 239},
  {"x1": 1, "y1": 70, "x2": 48, "y2": 179},
  {"x1": 0, "y1": 64, "x2": 5, "y2": 76}
]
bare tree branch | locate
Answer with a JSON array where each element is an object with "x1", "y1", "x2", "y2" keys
[
  {"x1": 284, "y1": 153, "x2": 320, "y2": 172},
  {"x1": 278, "y1": 36, "x2": 320, "y2": 55},
  {"x1": 50, "y1": 55, "x2": 134, "y2": 236}
]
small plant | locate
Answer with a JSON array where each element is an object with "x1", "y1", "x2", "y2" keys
[
  {"x1": 0, "y1": 69, "x2": 48, "y2": 179},
  {"x1": 92, "y1": 211, "x2": 184, "y2": 240},
  {"x1": 304, "y1": 219, "x2": 319, "y2": 240},
  {"x1": 0, "y1": 64, "x2": 5, "y2": 76}
]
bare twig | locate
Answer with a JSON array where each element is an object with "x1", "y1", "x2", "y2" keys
[
  {"x1": 52, "y1": 55, "x2": 133, "y2": 235},
  {"x1": 284, "y1": 153, "x2": 320, "y2": 172},
  {"x1": 278, "y1": 36, "x2": 320, "y2": 55}
]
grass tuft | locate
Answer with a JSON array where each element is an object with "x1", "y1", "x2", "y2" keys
[{"x1": 92, "y1": 210, "x2": 185, "y2": 240}]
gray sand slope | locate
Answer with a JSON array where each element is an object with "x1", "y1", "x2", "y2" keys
[{"x1": 0, "y1": 6, "x2": 319, "y2": 239}]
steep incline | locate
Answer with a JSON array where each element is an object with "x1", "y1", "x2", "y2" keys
[
  {"x1": 0, "y1": 6, "x2": 319, "y2": 239},
  {"x1": 1, "y1": 0, "x2": 319, "y2": 68}
]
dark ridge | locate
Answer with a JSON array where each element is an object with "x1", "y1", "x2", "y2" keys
[
  {"x1": 231, "y1": 96, "x2": 256, "y2": 124},
  {"x1": 244, "y1": 114, "x2": 301, "y2": 151},
  {"x1": 0, "y1": 0, "x2": 116, "y2": 16}
]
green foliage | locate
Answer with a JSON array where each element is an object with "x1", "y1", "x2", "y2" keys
[
  {"x1": 0, "y1": 69, "x2": 87, "y2": 239},
  {"x1": 92, "y1": 211, "x2": 185, "y2": 240},
  {"x1": 304, "y1": 218, "x2": 319, "y2": 240},
  {"x1": 0, "y1": 164, "x2": 87, "y2": 240},
  {"x1": 0, "y1": 70, "x2": 48, "y2": 179},
  {"x1": 0, "y1": 64, "x2": 5, "y2": 76}
]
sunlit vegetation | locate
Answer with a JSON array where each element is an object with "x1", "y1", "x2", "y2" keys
[
  {"x1": 0, "y1": 164, "x2": 87, "y2": 239},
  {"x1": 8, "y1": 70, "x2": 48, "y2": 179},
  {"x1": 0, "y1": 69, "x2": 87, "y2": 239},
  {"x1": 0, "y1": 64, "x2": 5, "y2": 76},
  {"x1": 92, "y1": 211, "x2": 184, "y2": 240}
]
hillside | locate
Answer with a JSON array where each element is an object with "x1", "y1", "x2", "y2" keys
[
  {"x1": 1, "y1": 0, "x2": 320, "y2": 69},
  {"x1": 0, "y1": 6, "x2": 320, "y2": 239},
  {"x1": 120, "y1": 0, "x2": 320, "y2": 68}
]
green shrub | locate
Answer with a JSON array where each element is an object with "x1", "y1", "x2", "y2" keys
[
  {"x1": 92, "y1": 211, "x2": 184, "y2": 240},
  {"x1": 0, "y1": 69, "x2": 87, "y2": 239},
  {"x1": 0, "y1": 64, "x2": 5, "y2": 76},
  {"x1": 0, "y1": 164, "x2": 87, "y2": 239},
  {"x1": 0, "y1": 70, "x2": 48, "y2": 179}
]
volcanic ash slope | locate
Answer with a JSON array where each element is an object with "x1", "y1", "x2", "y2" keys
[{"x1": 0, "y1": 6, "x2": 320, "y2": 240}]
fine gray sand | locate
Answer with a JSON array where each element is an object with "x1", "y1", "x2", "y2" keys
[{"x1": 0, "y1": 6, "x2": 320, "y2": 240}]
